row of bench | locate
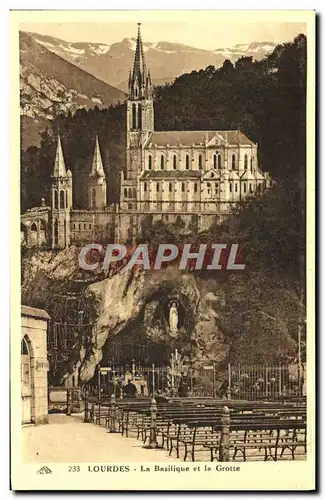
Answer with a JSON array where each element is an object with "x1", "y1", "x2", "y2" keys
[{"x1": 83, "y1": 397, "x2": 307, "y2": 462}]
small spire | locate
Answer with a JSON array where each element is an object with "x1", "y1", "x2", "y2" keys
[
  {"x1": 90, "y1": 135, "x2": 105, "y2": 178},
  {"x1": 52, "y1": 132, "x2": 67, "y2": 177}
]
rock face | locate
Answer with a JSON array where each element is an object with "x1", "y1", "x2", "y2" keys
[
  {"x1": 79, "y1": 266, "x2": 231, "y2": 382},
  {"x1": 22, "y1": 248, "x2": 299, "y2": 387},
  {"x1": 20, "y1": 32, "x2": 125, "y2": 148}
]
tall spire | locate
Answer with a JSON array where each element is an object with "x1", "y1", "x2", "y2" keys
[
  {"x1": 129, "y1": 23, "x2": 152, "y2": 99},
  {"x1": 52, "y1": 132, "x2": 67, "y2": 177},
  {"x1": 90, "y1": 135, "x2": 105, "y2": 178},
  {"x1": 132, "y1": 23, "x2": 146, "y2": 84}
]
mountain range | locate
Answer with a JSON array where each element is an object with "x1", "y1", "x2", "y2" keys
[
  {"x1": 25, "y1": 31, "x2": 277, "y2": 90},
  {"x1": 20, "y1": 30, "x2": 277, "y2": 148}
]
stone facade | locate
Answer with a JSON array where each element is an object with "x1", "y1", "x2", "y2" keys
[
  {"x1": 21, "y1": 24, "x2": 273, "y2": 249},
  {"x1": 21, "y1": 305, "x2": 50, "y2": 425}
]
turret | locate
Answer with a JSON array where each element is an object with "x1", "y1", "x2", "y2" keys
[
  {"x1": 50, "y1": 133, "x2": 72, "y2": 248},
  {"x1": 88, "y1": 135, "x2": 107, "y2": 209}
]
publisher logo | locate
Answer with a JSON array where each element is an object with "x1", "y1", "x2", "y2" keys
[{"x1": 37, "y1": 466, "x2": 52, "y2": 474}]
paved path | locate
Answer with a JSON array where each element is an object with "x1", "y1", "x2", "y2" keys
[{"x1": 22, "y1": 414, "x2": 180, "y2": 463}]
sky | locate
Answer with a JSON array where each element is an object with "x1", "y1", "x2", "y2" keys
[{"x1": 20, "y1": 21, "x2": 306, "y2": 51}]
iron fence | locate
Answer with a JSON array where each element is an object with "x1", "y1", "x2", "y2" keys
[
  {"x1": 228, "y1": 363, "x2": 306, "y2": 400},
  {"x1": 81, "y1": 361, "x2": 306, "y2": 402}
]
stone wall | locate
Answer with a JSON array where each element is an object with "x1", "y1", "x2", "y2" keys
[{"x1": 21, "y1": 306, "x2": 50, "y2": 425}]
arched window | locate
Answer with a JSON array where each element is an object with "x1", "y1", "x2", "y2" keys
[
  {"x1": 54, "y1": 220, "x2": 58, "y2": 245},
  {"x1": 148, "y1": 155, "x2": 152, "y2": 170},
  {"x1": 194, "y1": 183, "x2": 198, "y2": 193},
  {"x1": 244, "y1": 154, "x2": 248, "y2": 170},
  {"x1": 250, "y1": 157, "x2": 253, "y2": 171},
  {"x1": 66, "y1": 190, "x2": 68, "y2": 207},
  {"x1": 229, "y1": 182, "x2": 232, "y2": 193},
  {"x1": 185, "y1": 155, "x2": 190, "y2": 170},
  {"x1": 92, "y1": 187, "x2": 96, "y2": 207},
  {"x1": 198, "y1": 154, "x2": 203, "y2": 169},
  {"x1": 173, "y1": 155, "x2": 177, "y2": 170},
  {"x1": 160, "y1": 155, "x2": 164, "y2": 170},
  {"x1": 215, "y1": 183, "x2": 219, "y2": 192},
  {"x1": 181, "y1": 183, "x2": 185, "y2": 192},
  {"x1": 232, "y1": 154, "x2": 236, "y2": 170},
  {"x1": 124, "y1": 188, "x2": 127, "y2": 198},
  {"x1": 60, "y1": 190, "x2": 65, "y2": 208},
  {"x1": 133, "y1": 188, "x2": 136, "y2": 198},
  {"x1": 207, "y1": 182, "x2": 211, "y2": 195},
  {"x1": 249, "y1": 183, "x2": 253, "y2": 193},
  {"x1": 235, "y1": 183, "x2": 238, "y2": 192},
  {"x1": 243, "y1": 183, "x2": 247, "y2": 193},
  {"x1": 138, "y1": 104, "x2": 142, "y2": 129},
  {"x1": 30, "y1": 222, "x2": 37, "y2": 231},
  {"x1": 132, "y1": 103, "x2": 137, "y2": 129},
  {"x1": 169, "y1": 183, "x2": 172, "y2": 192},
  {"x1": 128, "y1": 188, "x2": 132, "y2": 198},
  {"x1": 156, "y1": 183, "x2": 160, "y2": 192},
  {"x1": 54, "y1": 190, "x2": 58, "y2": 209},
  {"x1": 218, "y1": 154, "x2": 222, "y2": 169},
  {"x1": 213, "y1": 154, "x2": 217, "y2": 168},
  {"x1": 21, "y1": 336, "x2": 29, "y2": 355},
  {"x1": 144, "y1": 182, "x2": 147, "y2": 192}
]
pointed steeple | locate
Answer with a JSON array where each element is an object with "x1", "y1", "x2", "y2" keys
[
  {"x1": 129, "y1": 23, "x2": 152, "y2": 99},
  {"x1": 90, "y1": 135, "x2": 105, "y2": 178},
  {"x1": 52, "y1": 133, "x2": 67, "y2": 177},
  {"x1": 133, "y1": 23, "x2": 146, "y2": 81}
]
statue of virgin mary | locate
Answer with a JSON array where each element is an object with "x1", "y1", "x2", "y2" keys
[{"x1": 169, "y1": 302, "x2": 179, "y2": 334}]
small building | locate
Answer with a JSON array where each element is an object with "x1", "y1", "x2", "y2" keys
[{"x1": 21, "y1": 305, "x2": 50, "y2": 425}]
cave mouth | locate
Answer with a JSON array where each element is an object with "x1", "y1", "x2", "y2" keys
[
  {"x1": 101, "y1": 326, "x2": 171, "y2": 367},
  {"x1": 101, "y1": 279, "x2": 198, "y2": 368}
]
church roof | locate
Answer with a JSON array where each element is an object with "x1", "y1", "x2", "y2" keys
[
  {"x1": 144, "y1": 130, "x2": 255, "y2": 148},
  {"x1": 21, "y1": 305, "x2": 51, "y2": 320},
  {"x1": 141, "y1": 170, "x2": 201, "y2": 180},
  {"x1": 254, "y1": 169, "x2": 266, "y2": 180},
  {"x1": 229, "y1": 170, "x2": 240, "y2": 180},
  {"x1": 52, "y1": 133, "x2": 67, "y2": 177},
  {"x1": 240, "y1": 170, "x2": 256, "y2": 180}
]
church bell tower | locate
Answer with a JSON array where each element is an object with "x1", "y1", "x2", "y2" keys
[{"x1": 126, "y1": 23, "x2": 154, "y2": 180}]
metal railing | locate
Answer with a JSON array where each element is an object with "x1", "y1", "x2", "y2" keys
[{"x1": 228, "y1": 363, "x2": 306, "y2": 401}]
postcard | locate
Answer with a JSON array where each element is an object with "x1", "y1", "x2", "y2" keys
[{"x1": 11, "y1": 9, "x2": 315, "y2": 491}]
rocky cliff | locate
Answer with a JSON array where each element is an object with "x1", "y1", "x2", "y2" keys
[{"x1": 21, "y1": 246, "x2": 299, "y2": 387}]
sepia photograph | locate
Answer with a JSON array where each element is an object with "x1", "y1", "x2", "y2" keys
[{"x1": 11, "y1": 9, "x2": 315, "y2": 491}]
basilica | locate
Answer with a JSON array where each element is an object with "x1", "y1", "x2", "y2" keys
[{"x1": 21, "y1": 24, "x2": 273, "y2": 249}]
